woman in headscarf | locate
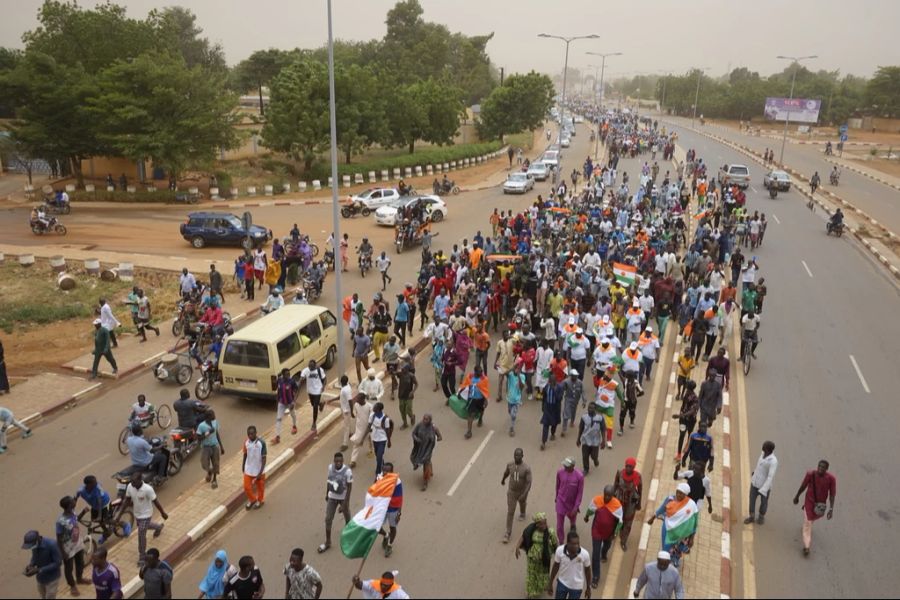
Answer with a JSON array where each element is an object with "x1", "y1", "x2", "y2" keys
[
  {"x1": 410, "y1": 414, "x2": 443, "y2": 491},
  {"x1": 646, "y1": 483, "x2": 699, "y2": 567},
  {"x1": 453, "y1": 329, "x2": 472, "y2": 385},
  {"x1": 515, "y1": 513, "x2": 556, "y2": 599},
  {"x1": 198, "y1": 549, "x2": 236, "y2": 598}
]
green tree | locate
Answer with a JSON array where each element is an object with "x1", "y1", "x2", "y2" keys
[
  {"x1": 866, "y1": 66, "x2": 900, "y2": 117},
  {"x1": 386, "y1": 78, "x2": 464, "y2": 153},
  {"x1": 333, "y1": 64, "x2": 388, "y2": 164},
  {"x1": 148, "y1": 6, "x2": 227, "y2": 74},
  {"x1": 89, "y1": 52, "x2": 239, "y2": 181},
  {"x1": 0, "y1": 47, "x2": 22, "y2": 118},
  {"x1": 477, "y1": 72, "x2": 554, "y2": 141},
  {"x1": 231, "y1": 48, "x2": 302, "y2": 115}
]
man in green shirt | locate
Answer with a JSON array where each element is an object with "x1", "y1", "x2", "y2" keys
[
  {"x1": 90, "y1": 319, "x2": 118, "y2": 379},
  {"x1": 740, "y1": 284, "x2": 758, "y2": 320}
]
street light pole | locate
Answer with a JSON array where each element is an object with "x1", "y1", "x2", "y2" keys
[
  {"x1": 586, "y1": 51, "x2": 622, "y2": 160},
  {"x1": 691, "y1": 68, "x2": 708, "y2": 129},
  {"x1": 326, "y1": 0, "x2": 345, "y2": 375},
  {"x1": 776, "y1": 54, "x2": 817, "y2": 166},
  {"x1": 539, "y1": 34, "x2": 599, "y2": 153}
]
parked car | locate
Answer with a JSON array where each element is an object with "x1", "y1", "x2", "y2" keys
[
  {"x1": 717, "y1": 164, "x2": 751, "y2": 189},
  {"x1": 348, "y1": 187, "x2": 401, "y2": 210},
  {"x1": 542, "y1": 150, "x2": 560, "y2": 170},
  {"x1": 526, "y1": 161, "x2": 551, "y2": 181},
  {"x1": 763, "y1": 169, "x2": 791, "y2": 191},
  {"x1": 180, "y1": 212, "x2": 270, "y2": 249},
  {"x1": 375, "y1": 195, "x2": 447, "y2": 227},
  {"x1": 503, "y1": 172, "x2": 534, "y2": 194}
]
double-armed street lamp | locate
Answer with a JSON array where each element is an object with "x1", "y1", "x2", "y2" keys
[
  {"x1": 776, "y1": 54, "x2": 818, "y2": 165},
  {"x1": 538, "y1": 34, "x2": 599, "y2": 148}
]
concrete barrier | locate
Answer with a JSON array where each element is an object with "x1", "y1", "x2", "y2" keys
[
  {"x1": 85, "y1": 184, "x2": 95, "y2": 193},
  {"x1": 355, "y1": 173, "x2": 364, "y2": 184},
  {"x1": 118, "y1": 262, "x2": 134, "y2": 282},
  {"x1": 84, "y1": 258, "x2": 100, "y2": 275},
  {"x1": 342, "y1": 175, "x2": 351, "y2": 188},
  {"x1": 299, "y1": 182, "x2": 307, "y2": 193},
  {"x1": 426, "y1": 165, "x2": 433, "y2": 175},
  {"x1": 24, "y1": 184, "x2": 35, "y2": 198},
  {"x1": 282, "y1": 183, "x2": 291, "y2": 194},
  {"x1": 248, "y1": 186, "x2": 257, "y2": 196},
  {"x1": 264, "y1": 185, "x2": 274, "y2": 196},
  {"x1": 328, "y1": 177, "x2": 334, "y2": 188},
  {"x1": 58, "y1": 272, "x2": 76, "y2": 291},
  {"x1": 100, "y1": 268, "x2": 118, "y2": 282},
  {"x1": 0, "y1": 252, "x2": 4, "y2": 263},
  {"x1": 368, "y1": 171, "x2": 377, "y2": 183},
  {"x1": 442, "y1": 163, "x2": 449, "y2": 172},
  {"x1": 230, "y1": 187, "x2": 240, "y2": 198},
  {"x1": 393, "y1": 168, "x2": 401, "y2": 180},
  {"x1": 19, "y1": 254, "x2": 35, "y2": 268},
  {"x1": 210, "y1": 187, "x2": 220, "y2": 199},
  {"x1": 65, "y1": 184, "x2": 76, "y2": 193},
  {"x1": 126, "y1": 186, "x2": 136, "y2": 193},
  {"x1": 404, "y1": 167, "x2": 412, "y2": 178},
  {"x1": 107, "y1": 186, "x2": 115, "y2": 192},
  {"x1": 313, "y1": 180, "x2": 322, "y2": 191},
  {"x1": 146, "y1": 186, "x2": 156, "y2": 192},
  {"x1": 381, "y1": 170, "x2": 390, "y2": 182},
  {"x1": 49, "y1": 255, "x2": 66, "y2": 273},
  {"x1": 450, "y1": 161, "x2": 456, "y2": 170},
  {"x1": 415, "y1": 166, "x2": 423, "y2": 177},
  {"x1": 188, "y1": 187, "x2": 199, "y2": 195}
]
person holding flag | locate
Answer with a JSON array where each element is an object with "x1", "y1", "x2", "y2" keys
[
  {"x1": 351, "y1": 571, "x2": 409, "y2": 599},
  {"x1": 340, "y1": 465, "x2": 403, "y2": 562},
  {"x1": 593, "y1": 369, "x2": 622, "y2": 450},
  {"x1": 459, "y1": 366, "x2": 490, "y2": 440},
  {"x1": 584, "y1": 484, "x2": 623, "y2": 589},
  {"x1": 646, "y1": 482, "x2": 699, "y2": 567}
]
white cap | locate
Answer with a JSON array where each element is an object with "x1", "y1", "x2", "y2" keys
[
  {"x1": 676, "y1": 482, "x2": 691, "y2": 495},
  {"x1": 93, "y1": 318, "x2": 102, "y2": 325},
  {"x1": 575, "y1": 327, "x2": 583, "y2": 334},
  {"x1": 645, "y1": 326, "x2": 653, "y2": 332},
  {"x1": 629, "y1": 342, "x2": 638, "y2": 351},
  {"x1": 367, "y1": 368, "x2": 376, "y2": 377},
  {"x1": 569, "y1": 316, "x2": 576, "y2": 325},
  {"x1": 569, "y1": 369, "x2": 579, "y2": 376},
  {"x1": 658, "y1": 551, "x2": 671, "y2": 561}
]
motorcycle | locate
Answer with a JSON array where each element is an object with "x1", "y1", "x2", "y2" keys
[
  {"x1": 829, "y1": 170, "x2": 840, "y2": 186},
  {"x1": 826, "y1": 220, "x2": 844, "y2": 237},
  {"x1": 194, "y1": 360, "x2": 221, "y2": 400},
  {"x1": 41, "y1": 200, "x2": 71, "y2": 215},
  {"x1": 111, "y1": 436, "x2": 178, "y2": 493},
  {"x1": 323, "y1": 247, "x2": 335, "y2": 271},
  {"x1": 171, "y1": 299, "x2": 198, "y2": 337},
  {"x1": 359, "y1": 252, "x2": 372, "y2": 277},
  {"x1": 769, "y1": 186, "x2": 778, "y2": 199},
  {"x1": 433, "y1": 180, "x2": 460, "y2": 196},
  {"x1": 302, "y1": 276, "x2": 321, "y2": 303},
  {"x1": 30, "y1": 216, "x2": 67, "y2": 235},
  {"x1": 340, "y1": 200, "x2": 371, "y2": 219},
  {"x1": 167, "y1": 427, "x2": 202, "y2": 473}
]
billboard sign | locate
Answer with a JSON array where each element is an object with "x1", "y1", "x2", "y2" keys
[{"x1": 764, "y1": 97, "x2": 821, "y2": 123}]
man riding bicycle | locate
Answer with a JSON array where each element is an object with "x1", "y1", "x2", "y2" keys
[
  {"x1": 809, "y1": 172, "x2": 820, "y2": 194},
  {"x1": 74, "y1": 475, "x2": 113, "y2": 543},
  {"x1": 128, "y1": 394, "x2": 156, "y2": 428},
  {"x1": 740, "y1": 310, "x2": 761, "y2": 361}
]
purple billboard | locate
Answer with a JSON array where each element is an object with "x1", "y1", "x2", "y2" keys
[{"x1": 764, "y1": 97, "x2": 821, "y2": 123}]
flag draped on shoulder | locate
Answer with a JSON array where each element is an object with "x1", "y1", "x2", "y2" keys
[
  {"x1": 663, "y1": 496, "x2": 699, "y2": 545},
  {"x1": 341, "y1": 473, "x2": 399, "y2": 558},
  {"x1": 612, "y1": 262, "x2": 636, "y2": 287}
]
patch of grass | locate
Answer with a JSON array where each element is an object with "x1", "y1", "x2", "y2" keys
[{"x1": 506, "y1": 130, "x2": 535, "y2": 151}]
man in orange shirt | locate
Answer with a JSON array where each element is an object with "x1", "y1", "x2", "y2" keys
[
  {"x1": 470, "y1": 243, "x2": 484, "y2": 272},
  {"x1": 473, "y1": 325, "x2": 491, "y2": 374},
  {"x1": 489, "y1": 209, "x2": 500, "y2": 237}
]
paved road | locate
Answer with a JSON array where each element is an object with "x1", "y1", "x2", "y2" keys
[
  {"x1": 664, "y1": 116, "x2": 900, "y2": 235},
  {"x1": 671, "y1": 125, "x2": 900, "y2": 597}
]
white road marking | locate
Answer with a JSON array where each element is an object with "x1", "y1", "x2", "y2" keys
[
  {"x1": 801, "y1": 260, "x2": 814, "y2": 278},
  {"x1": 849, "y1": 355, "x2": 871, "y2": 394},
  {"x1": 772, "y1": 214, "x2": 781, "y2": 224},
  {"x1": 749, "y1": 186, "x2": 757, "y2": 193},
  {"x1": 446, "y1": 429, "x2": 495, "y2": 497},
  {"x1": 56, "y1": 453, "x2": 110, "y2": 486}
]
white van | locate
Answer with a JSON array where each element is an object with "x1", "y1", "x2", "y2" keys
[{"x1": 219, "y1": 305, "x2": 338, "y2": 399}]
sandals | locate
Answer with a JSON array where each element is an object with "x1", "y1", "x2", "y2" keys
[{"x1": 317, "y1": 543, "x2": 330, "y2": 554}]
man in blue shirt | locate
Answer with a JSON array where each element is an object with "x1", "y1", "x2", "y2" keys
[
  {"x1": 126, "y1": 424, "x2": 169, "y2": 482},
  {"x1": 22, "y1": 530, "x2": 62, "y2": 598}
]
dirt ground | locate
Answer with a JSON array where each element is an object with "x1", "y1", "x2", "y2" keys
[
  {"x1": 0, "y1": 260, "x2": 183, "y2": 377},
  {"x1": 712, "y1": 118, "x2": 900, "y2": 145}
]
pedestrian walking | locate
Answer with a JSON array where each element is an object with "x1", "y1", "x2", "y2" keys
[
  {"x1": 138, "y1": 548, "x2": 172, "y2": 600},
  {"x1": 22, "y1": 529, "x2": 62, "y2": 599},
  {"x1": 393, "y1": 296, "x2": 408, "y2": 347},
  {"x1": 351, "y1": 571, "x2": 409, "y2": 599},
  {"x1": 0, "y1": 405, "x2": 33, "y2": 452},
  {"x1": 339, "y1": 376, "x2": 354, "y2": 451},
  {"x1": 744, "y1": 441, "x2": 778, "y2": 525},
  {"x1": 208, "y1": 264, "x2": 224, "y2": 302},
  {"x1": 349, "y1": 394, "x2": 373, "y2": 469},
  {"x1": 0, "y1": 337, "x2": 9, "y2": 394},
  {"x1": 377, "y1": 462, "x2": 403, "y2": 557},
  {"x1": 284, "y1": 548, "x2": 322, "y2": 599},
  {"x1": 396, "y1": 364, "x2": 418, "y2": 429},
  {"x1": 117, "y1": 473, "x2": 168, "y2": 565},
  {"x1": 90, "y1": 547, "x2": 122, "y2": 600},
  {"x1": 133, "y1": 289, "x2": 161, "y2": 342},
  {"x1": 672, "y1": 382, "x2": 699, "y2": 462},
  {"x1": 613, "y1": 458, "x2": 643, "y2": 551},
  {"x1": 319, "y1": 452, "x2": 353, "y2": 554},
  {"x1": 410, "y1": 414, "x2": 442, "y2": 491},
  {"x1": 384, "y1": 336, "x2": 401, "y2": 400},
  {"x1": 576, "y1": 402, "x2": 607, "y2": 475},
  {"x1": 273, "y1": 368, "x2": 299, "y2": 445},
  {"x1": 633, "y1": 551, "x2": 684, "y2": 599},
  {"x1": 98, "y1": 298, "x2": 121, "y2": 348},
  {"x1": 56, "y1": 496, "x2": 88, "y2": 596},
  {"x1": 90, "y1": 319, "x2": 118, "y2": 379},
  {"x1": 506, "y1": 366, "x2": 525, "y2": 436},
  {"x1": 242, "y1": 426, "x2": 267, "y2": 510},
  {"x1": 555, "y1": 457, "x2": 585, "y2": 544},
  {"x1": 548, "y1": 530, "x2": 592, "y2": 599},
  {"x1": 223, "y1": 555, "x2": 265, "y2": 599},
  {"x1": 377, "y1": 251, "x2": 393, "y2": 291},
  {"x1": 679, "y1": 422, "x2": 714, "y2": 472},
  {"x1": 584, "y1": 485, "x2": 622, "y2": 589},
  {"x1": 646, "y1": 483, "x2": 698, "y2": 564},
  {"x1": 353, "y1": 329, "x2": 372, "y2": 383},
  {"x1": 459, "y1": 366, "x2": 490, "y2": 439},
  {"x1": 793, "y1": 459, "x2": 836, "y2": 556},
  {"x1": 541, "y1": 379, "x2": 564, "y2": 451},
  {"x1": 502, "y1": 448, "x2": 533, "y2": 543},
  {"x1": 198, "y1": 550, "x2": 236, "y2": 599},
  {"x1": 368, "y1": 402, "x2": 393, "y2": 477},
  {"x1": 675, "y1": 461, "x2": 713, "y2": 516},
  {"x1": 561, "y1": 369, "x2": 585, "y2": 437},
  {"x1": 299, "y1": 360, "x2": 326, "y2": 434},
  {"x1": 515, "y1": 513, "x2": 556, "y2": 600},
  {"x1": 196, "y1": 410, "x2": 224, "y2": 489}
]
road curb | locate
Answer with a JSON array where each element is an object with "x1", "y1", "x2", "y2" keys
[
  {"x1": 824, "y1": 157, "x2": 900, "y2": 192},
  {"x1": 670, "y1": 122, "x2": 900, "y2": 282}
]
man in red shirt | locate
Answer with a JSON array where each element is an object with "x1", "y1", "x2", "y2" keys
[
  {"x1": 793, "y1": 459, "x2": 836, "y2": 556},
  {"x1": 584, "y1": 484, "x2": 622, "y2": 588}
]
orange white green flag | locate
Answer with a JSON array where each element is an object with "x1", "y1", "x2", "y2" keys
[
  {"x1": 612, "y1": 262, "x2": 636, "y2": 287},
  {"x1": 341, "y1": 472, "x2": 399, "y2": 558}
]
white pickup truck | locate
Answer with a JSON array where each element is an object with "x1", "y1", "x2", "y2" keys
[{"x1": 717, "y1": 164, "x2": 751, "y2": 189}]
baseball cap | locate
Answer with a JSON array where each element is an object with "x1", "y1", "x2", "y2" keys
[
  {"x1": 22, "y1": 530, "x2": 40, "y2": 550},
  {"x1": 562, "y1": 457, "x2": 576, "y2": 467}
]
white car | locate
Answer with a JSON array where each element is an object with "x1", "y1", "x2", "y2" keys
[
  {"x1": 526, "y1": 161, "x2": 550, "y2": 181},
  {"x1": 542, "y1": 150, "x2": 560, "y2": 170},
  {"x1": 348, "y1": 187, "x2": 400, "y2": 210},
  {"x1": 559, "y1": 136, "x2": 571, "y2": 148},
  {"x1": 503, "y1": 172, "x2": 534, "y2": 194},
  {"x1": 374, "y1": 195, "x2": 447, "y2": 227}
]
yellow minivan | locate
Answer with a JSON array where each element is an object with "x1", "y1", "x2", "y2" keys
[{"x1": 219, "y1": 304, "x2": 338, "y2": 399}]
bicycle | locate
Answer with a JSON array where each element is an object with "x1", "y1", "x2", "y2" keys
[
  {"x1": 78, "y1": 503, "x2": 134, "y2": 555},
  {"x1": 741, "y1": 332, "x2": 758, "y2": 375},
  {"x1": 118, "y1": 405, "x2": 173, "y2": 455}
]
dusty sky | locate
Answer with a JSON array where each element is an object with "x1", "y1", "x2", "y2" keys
[{"x1": 3, "y1": 0, "x2": 899, "y2": 79}]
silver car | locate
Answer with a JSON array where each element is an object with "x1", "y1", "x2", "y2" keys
[
  {"x1": 527, "y1": 161, "x2": 550, "y2": 181},
  {"x1": 503, "y1": 172, "x2": 534, "y2": 194},
  {"x1": 763, "y1": 170, "x2": 791, "y2": 191}
]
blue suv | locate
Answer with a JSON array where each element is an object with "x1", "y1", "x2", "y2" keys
[{"x1": 180, "y1": 212, "x2": 271, "y2": 249}]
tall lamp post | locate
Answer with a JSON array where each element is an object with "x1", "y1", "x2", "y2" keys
[
  {"x1": 690, "y1": 67, "x2": 710, "y2": 129},
  {"x1": 326, "y1": 0, "x2": 345, "y2": 374},
  {"x1": 538, "y1": 33, "x2": 599, "y2": 149},
  {"x1": 776, "y1": 54, "x2": 817, "y2": 165},
  {"x1": 585, "y1": 51, "x2": 622, "y2": 159}
]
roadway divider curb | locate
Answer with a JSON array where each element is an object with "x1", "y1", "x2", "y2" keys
[
  {"x1": 669, "y1": 121, "x2": 900, "y2": 282},
  {"x1": 824, "y1": 157, "x2": 900, "y2": 193}
]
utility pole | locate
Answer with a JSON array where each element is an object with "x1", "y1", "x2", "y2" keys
[
  {"x1": 538, "y1": 34, "x2": 599, "y2": 149},
  {"x1": 326, "y1": 0, "x2": 345, "y2": 374},
  {"x1": 500, "y1": 67, "x2": 504, "y2": 86},
  {"x1": 586, "y1": 51, "x2": 622, "y2": 159},
  {"x1": 690, "y1": 67, "x2": 709, "y2": 129},
  {"x1": 776, "y1": 54, "x2": 817, "y2": 165}
]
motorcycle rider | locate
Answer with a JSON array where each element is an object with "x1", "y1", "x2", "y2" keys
[
  {"x1": 260, "y1": 287, "x2": 284, "y2": 315},
  {"x1": 829, "y1": 208, "x2": 844, "y2": 232},
  {"x1": 358, "y1": 237, "x2": 373, "y2": 271},
  {"x1": 398, "y1": 179, "x2": 411, "y2": 196},
  {"x1": 830, "y1": 166, "x2": 840, "y2": 185},
  {"x1": 825, "y1": 141, "x2": 833, "y2": 156},
  {"x1": 809, "y1": 171, "x2": 820, "y2": 194},
  {"x1": 442, "y1": 174, "x2": 451, "y2": 193},
  {"x1": 129, "y1": 394, "x2": 156, "y2": 427},
  {"x1": 293, "y1": 289, "x2": 308, "y2": 305},
  {"x1": 30, "y1": 206, "x2": 51, "y2": 231},
  {"x1": 173, "y1": 388, "x2": 207, "y2": 433},
  {"x1": 125, "y1": 424, "x2": 169, "y2": 482}
]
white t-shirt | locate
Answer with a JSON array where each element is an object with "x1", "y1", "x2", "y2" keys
[
  {"x1": 125, "y1": 483, "x2": 157, "y2": 520},
  {"x1": 742, "y1": 314, "x2": 760, "y2": 332},
  {"x1": 339, "y1": 384, "x2": 353, "y2": 415},
  {"x1": 554, "y1": 545, "x2": 591, "y2": 590},
  {"x1": 376, "y1": 256, "x2": 391, "y2": 273},
  {"x1": 369, "y1": 413, "x2": 391, "y2": 443},
  {"x1": 301, "y1": 367, "x2": 326, "y2": 395},
  {"x1": 567, "y1": 335, "x2": 590, "y2": 361}
]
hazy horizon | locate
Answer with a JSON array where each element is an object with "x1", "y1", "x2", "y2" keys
[{"x1": 3, "y1": 0, "x2": 899, "y2": 80}]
